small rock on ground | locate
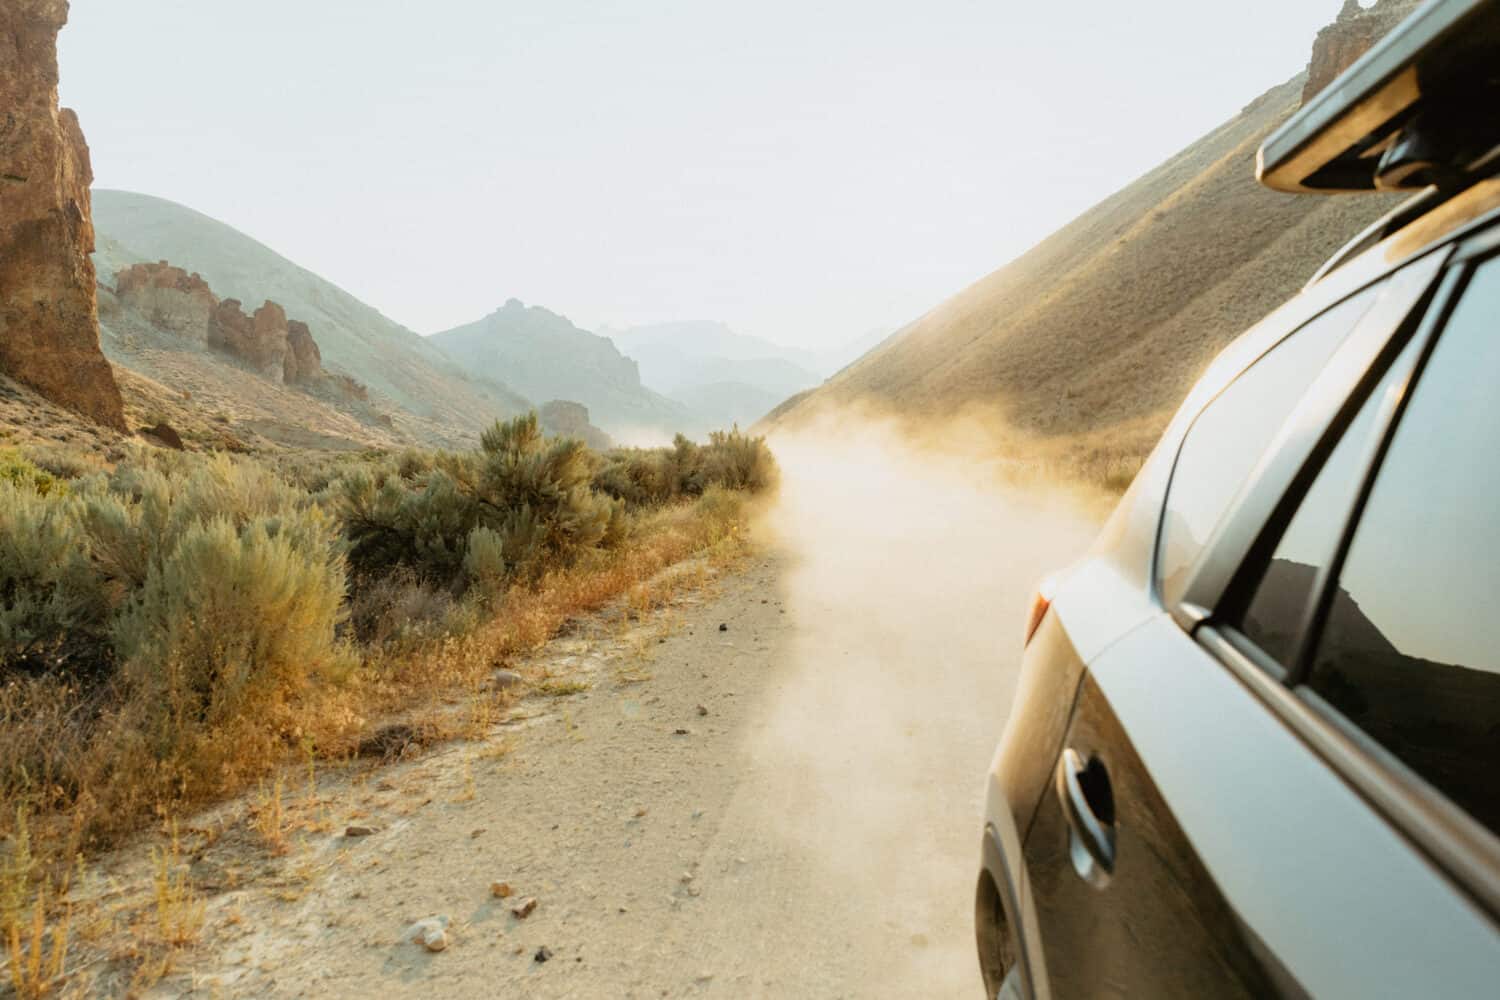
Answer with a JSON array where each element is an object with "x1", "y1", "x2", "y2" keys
[{"x1": 405, "y1": 916, "x2": 450, "y2": 952}]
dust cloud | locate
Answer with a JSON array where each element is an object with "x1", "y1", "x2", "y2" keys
[{"x1": 747, "y1": 412, "x2": 1101, "y2": 995}]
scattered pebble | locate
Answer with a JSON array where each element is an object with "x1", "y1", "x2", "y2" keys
[
  {"x1": 718, "y1": 623, "x2": 728, "y2": 632},
  {"x1": 471, "y1": 828, "x2": 487, "y2": 838},
  {"x1": 490, "y1": 881, "x2": 514, "y2": 899},
  {"x1": 405, "y1": 916, "x2": 450, "y2": 953},
  {"x1": 511, "y1": 897, "x2": 538, "y2": 919},
  {"x1": 534, "y1": 946, "x2": 553, "y2": 963},
  {"x1": 344, "y1": 825, "x2": 376, "y2": 838},
  {"x1": 673, "y1": 728, "x2": 690, "y2": 736},
  {"x1": 634, "y1": 806, "x2": 649, "y2": 818}
]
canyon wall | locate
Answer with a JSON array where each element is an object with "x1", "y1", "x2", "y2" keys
[{"x1": 0, "y1": 0, "x2": 126, "y2": 429}]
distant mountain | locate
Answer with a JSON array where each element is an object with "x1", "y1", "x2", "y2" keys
[
  {"x1": 604, "y1": 320, "x2": 895, "y2": 429},
  {"x1": 670, "y1": 381, "x2": 788, "y2": 434},
  {"x1": 608, "y1": 321, "x2": 819, "y2": 368},
  {"x1": 601, "y1": 320, "x2": 826, "y2": 429},
  {"x1": 769, "y1": 0, "x2": 1419, "y2": 474},
  {"x1": 428, "y1": 300, "x2": 689, "y2": 441},
  {"x1": 91, "y1": 190, "x2": 531, "y2": 447}
]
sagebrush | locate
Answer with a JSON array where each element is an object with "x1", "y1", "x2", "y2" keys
[{"x1": 0, "y1": 416, "x2": 774, "y2": 881}]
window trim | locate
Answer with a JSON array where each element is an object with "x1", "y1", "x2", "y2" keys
[
  {"x1": 1161, "y1": 246, "x2": 1453, "y2": 627},
  {"x1": 1198, "y1": 624, "x2": 1500, "y2": 919},
  {"x1": 1286, "y1": 262, "x2": 1473, "y2": 685},
  {"x1": 1186, "y1": 229, "x2": 1500, "y2": 921}
]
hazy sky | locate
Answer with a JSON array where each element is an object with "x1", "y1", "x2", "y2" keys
[{"x1": 61, "y1": 1, "x2": 1356, "y2": 349}]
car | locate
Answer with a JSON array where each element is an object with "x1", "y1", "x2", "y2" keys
[{"x1": 973, "y1": 1, "x2": 1500, "y2": 996}]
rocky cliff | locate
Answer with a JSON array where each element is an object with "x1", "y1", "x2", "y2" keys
[
  {"x1": 1303, "y1": 0, "x2": 1422, "y2": 104},
  {"x1": 0, "y1": 0, "x2": 126, "y2": 429},
  {"x1": 115, "y1": 260, "x2": 217, "y2": 340},
  {"x1": 114, "y1": 260, "x2": 345, "y2": 394},
  {"x1": 284, "y1": 320, "x2": 322, "y2": 383}
]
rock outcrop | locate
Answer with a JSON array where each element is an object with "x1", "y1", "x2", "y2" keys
[
  {"x1": 0, "y1": 0, "x2": 126, "y2": 429},
  {"x1": 283, "y1": 319, "x2": 322, "y2": 383},
  {"x1": 1303, "y1": 0, "x2": 1423, "y2": 105},
  {"x1": 114, "y1": 261, "x2": 216, "y2": 341},
  {"x1": 207, "y1": 298, "x2": 288, "y2": 379},
  {"x1": 111, "y1": 256, "x2": 380, "y2": 418},
  {"x1": 538, "y1": 399, "x2": 612, "y2": 450}
]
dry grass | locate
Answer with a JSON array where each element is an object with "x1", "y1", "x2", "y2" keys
[
  {"x1": 148, "y1": 824, "x2": 203, "y2": 949},
  {"x1": 5, "y1": 881, "x2": 70, "y2": 1000}
]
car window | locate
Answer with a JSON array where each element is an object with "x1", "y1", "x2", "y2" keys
[
  {"x1": 1158, "y1": 289, "x2": 1379, "y2": 605},
  {"x1": 1237, "y1": 332, "x2": 1425, "y2": 668},
  {"x1": 1308, "y1": 255, "x2": 1500, "y2": 836}
]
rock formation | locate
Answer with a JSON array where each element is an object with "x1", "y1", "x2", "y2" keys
[
  {"x1": 207, "y1": 298, "x2": 288, "y2": 379},
  {"x1": 114, "y1": 261, "x2": 216, "y2": 341},
  {"x1": 0, "y1": 0, "x2": 126, "y2": 429},
  {"x1": 111, "y1": 256, "x2": 377, "y2": 415},
  {"x1": 283, "y1": 320, "x2": 322, "y2": 383},
  {"x1": 1303, "y1": 0, "x2": 1423, "y2": 104},
  {"x1": 538, "y1": 399, "x2": 612, "y2": 450}
]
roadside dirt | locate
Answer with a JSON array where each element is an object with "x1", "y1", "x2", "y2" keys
[{"x1": 77, "y1": 426, "x2": 1099, "y2": 998}]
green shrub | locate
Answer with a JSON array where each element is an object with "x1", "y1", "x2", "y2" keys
[
  {"x1": 0, "y1": 483, "x2": 111, "y2": 676},
  {"x1": 594, "y1": 427, "x2": 777, "y2": 503},
  {"x1": 112, "y1": 509, "x2": 346, "y2": 737},
  {"x1": 339, "y1": 412, "x2": 621, "y2": 586},
  {"x1": 701, "y1": 428, "x2": 777, "y2": 492},
  {"x1": 0, "y1": 450, "x2": 60, "y2": 497},
  {"x1": 463, "y1": 525, "x2": 508, "y2": 594}
]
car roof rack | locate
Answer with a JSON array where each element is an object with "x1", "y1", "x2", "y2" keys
[{"x1": 1258, "y1": 0, "x2": 1500, "y2": 194}]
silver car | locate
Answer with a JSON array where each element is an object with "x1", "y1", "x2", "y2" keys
[{"x1": 975, "y1": 1, "x2": 1500, "y2": 996}]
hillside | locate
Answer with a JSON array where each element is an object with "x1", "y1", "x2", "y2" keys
[
  {"x1": 91, "y1": 190, "x2": 532, "y2": 446},
  {"x1": 429, "y1": 299, "x2": 689, "y2": 441},
  {"x1": 769, "y1": 0, "x2": 1418, "y2": 474}
]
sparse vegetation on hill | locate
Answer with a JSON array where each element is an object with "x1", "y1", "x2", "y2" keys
[
  {"x1": 769, "y1": 1, "x2": 1420, "y2": 493},
  {"x1": 0, "y1": 418, "x2": 776, "y2": 929}
]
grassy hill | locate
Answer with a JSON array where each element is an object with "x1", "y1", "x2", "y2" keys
[
  {"x1": 92, "y1": 190, "x2": 531, "y2": 445},
  {"x1": 768, "y1": 40, "x2": 1411, "y2": 479}
]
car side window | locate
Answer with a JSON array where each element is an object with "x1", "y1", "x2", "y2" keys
[
  {"x1": 1158, "y1": 289, "x2": 1379, "y2": 606},
  {"x1": 1237, "y1": 332, "x2": 1423, "y2": 668},
  {"x1": 1306, "y1": 255, "x2": 1500, "y2": 837}
]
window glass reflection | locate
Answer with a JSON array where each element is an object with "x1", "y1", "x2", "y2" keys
[
  {"x1": 1310, "y1": 258, "x2": 1500, "y2": 835},
  {"x1": 1159, "y1": 290, "x2": 1377, "y2": 604}
]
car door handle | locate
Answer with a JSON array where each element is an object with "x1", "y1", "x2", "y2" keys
[{"x1": 1055, "y1": 747, "x2": 1116, "y2": 886}]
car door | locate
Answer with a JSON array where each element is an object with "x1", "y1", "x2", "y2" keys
[{"x1": 1018, "y1": 247, "x2": 1499, "y2": 998}]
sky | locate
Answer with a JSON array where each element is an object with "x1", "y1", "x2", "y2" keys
[{"x1": 60, "y1": 1, "x2": 1358, "y2": 349}]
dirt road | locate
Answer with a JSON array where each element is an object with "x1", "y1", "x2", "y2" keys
[{"x1": 135, "y1": 428, "x2": 1099, "y2": 998}]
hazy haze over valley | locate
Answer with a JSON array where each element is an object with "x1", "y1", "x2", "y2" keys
[{"x1": 59, "y1": 0, "x2": 1361, "y2": 358}]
